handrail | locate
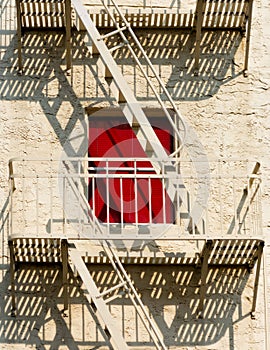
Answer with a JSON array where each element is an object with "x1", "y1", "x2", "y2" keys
[
  {"x1": 246, "y1": 161, "x2": 260, "y2": 190},
  {"x1": 8, "y1": 158, "x2": 261, "y2": 180}
]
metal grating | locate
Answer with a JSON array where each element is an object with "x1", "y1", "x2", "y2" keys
[
  {"x1": 11, "y1": 237, "x2": 61, "y2": 263},
  {"x1": 17, "y1": 0, "x2": 251, "y2": 30},
  {"x1": 19, "y1": 0, "x2": 66, "y2": 28},
  {"x1": 200, "y1": 0, "x2": 249, "y2": 29}
]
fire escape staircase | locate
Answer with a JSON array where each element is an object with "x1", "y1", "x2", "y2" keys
[
  {"x1": 8, "y1": 1, "x2": 264, "y2": 349},
  {"x1": 67, "y1": 239, "x2": 167, "y2": 349},
  {"x1": 68, "y1": 0, "x2": 199, "y2": 229}
]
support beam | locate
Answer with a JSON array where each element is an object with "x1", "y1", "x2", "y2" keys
[
  {"x1": 15, "y1": 0, "x2": 23, "y2": 73},
  {"x1": 250, "y1": 241, "x2": 264, "y2": 319},
  {"x1": 193, "y1": 0, "x2": 204, "y2": 75},
  {"x1": 197, "y1": 239, "x2": 213, "y2": 317},
  {"x1": 65, "y1": 0, "x2": 72, "y2": 71},
  {"x1": 244, "y1": 0, "x2": 254, "y2": 77},
  {"x1": 61, "y1": 239, "x2": 69, "y2": 313},
  {"x1": 8, "y1": 240, "x2": 16, "y2": 316}
]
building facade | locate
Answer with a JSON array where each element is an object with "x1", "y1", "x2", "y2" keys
[{"x1": 0, "y1": 0, "x2": 269, "y2": 349}]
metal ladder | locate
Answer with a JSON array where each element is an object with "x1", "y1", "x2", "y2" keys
[
  {"x1": 68, "y1": 239, "x2": 167, "y2": 349},
  {"x1": 62, "y1": 162, "x2": 167, "y2": 348},
  {"x1": 65, "y1": 2, "x2": 200, "y2": 348},
  {"x1": 70, "y1": 0, "x2": 199, "y2": 230},
  {"x1": 61, "y1": 159, "x2": 168, "y2": 348}
]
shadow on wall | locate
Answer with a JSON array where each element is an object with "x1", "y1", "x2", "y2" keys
[
  {"x1": 0, "y1": 26, "x2": 244, "y2": 160},
  {"x1": 107, "y1": 28, "x2": 244, "y2": 101},
  {"x1": 0, "y1": 264, "x2": 112, "y2": 350},
  {"x1": 0, "y1": 11, "x2": 250, "y2": 350},
  {"x1": 0, "y1": 33, "x2": 88, "y2": 156},
  {"x1": 0, "y1": 28, "x2": 244, "y2": 109},
  {"x1": 0, "y1": 263, "x2": 250, "y2": 349}
]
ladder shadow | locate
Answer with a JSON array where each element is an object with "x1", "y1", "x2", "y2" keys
[{"x1": 0, "y1": 31, "x2": 116, "y2": 158}]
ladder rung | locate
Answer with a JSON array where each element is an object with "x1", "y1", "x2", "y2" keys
[
  {"x1": 109, "y1": 42, "x2": 127, "y2": 52},
  {"x1": 97, "y1": 281, "x2": 127, "y2": 298},
  {"x1": 104, "y1": 290, "x2": 126, "y2": 304},
  {"x1": 98, "y1": 25, "x2": 128, "y2": 40}
]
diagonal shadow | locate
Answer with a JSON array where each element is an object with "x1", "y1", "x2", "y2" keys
[
  {"x1": 0, "y1": 30, "x2": 116, "y2": 158},
  {"x1": 0, "y1": 263, "x2": 114, "y2": 349},
  {"x1": 0, "y1": 9, "x2": 257, "y2": 350},
  {"x1": 87, "y1": 264, "x2": 251, "y2": 349},
  {"x1": 107, "y1": 28, "x2": 244, "y2": 101}
]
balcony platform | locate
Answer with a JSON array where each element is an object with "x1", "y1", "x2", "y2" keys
[
  {"x1": 15, "y1": 0, "x2": 254, "y2": 74},
  {"x1": 9, "y1": 234, "x2": 264, "y2": 267},
  {"x1": 9, "y1": 235, "x2": 264, "y2": 267},
  {"x1": 8, "y1": 157, "x2": 264, "y2": 323},
  {"x1": 8, "y1": 235, "x2": 264, "y2": 321}
]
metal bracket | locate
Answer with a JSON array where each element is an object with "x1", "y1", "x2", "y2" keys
[
  {"x1": 65, "y1": 0, "x2": 72, "y2": 72},
  {"x1": 193, "y1": 0, "x2": 204, "y2": 75},
  {"x1": 197, "y1": 239, "x2": 213, "y2": 318},
  {"x1": 250, "y1": 241, "x2": 264, "y2": 318},
  {"x1": 61, "y1": 239, "x2": 69, "y2": 314},
  {"x1": 8, "y1": 240, "x2": 16, "y2": 317}
]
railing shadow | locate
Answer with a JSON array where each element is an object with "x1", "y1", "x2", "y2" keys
[
  {"x1": 0, "y1": 31, "x2": 115, "y2": 159},
  {"x1": 0, "y1": 6, "x2": 258, "y2": 350},
  {"x1": 0, "y1": 263, "x2": 113, "y2": 349},
  {"x1": 0, "y1": 28, "x2": 244, "y2": 106},
  {"x1": 90, "y1": 264, "x2": 250, "y2": 348},
  {"x1": 0, "y1": 262, "x2": 250, "y2": 349},
  {"x1": 107, "y1": 28, "x2": 244, "y2": 101}
]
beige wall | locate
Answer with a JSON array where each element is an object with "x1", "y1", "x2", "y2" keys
[{"x1": 0, "y1": 0, "x2": 269, "y2": 349}]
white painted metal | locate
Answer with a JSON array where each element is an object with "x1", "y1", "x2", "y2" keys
[
  {"x1": 100, "y1": 239, "x2": 168, "y2": 349},
  {"x1": 100, "y1": 0, "x2": 186, "y2": 149},
  {"x1": 70, "y1": 0, "x2": 194, "y2": 226},
  {"x1": 8, "y1": 158, "x2": 262, "y2": 241},
  {"x1": 69, "y1": 239, "x2": 168, "y2": 349},
  {"x1": 71, "y1": 0, "x2": 169, "y2": 160},
  {"x1": 68, "y1": 247, "x2": 130, "y2": 350}
]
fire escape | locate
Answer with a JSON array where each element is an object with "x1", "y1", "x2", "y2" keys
[{"x1": 8, "y1": 1, "x2": 264, "y2": 349}]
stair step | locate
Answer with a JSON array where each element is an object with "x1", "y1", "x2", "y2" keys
[
  {"x1": 97, "y1": 281, "x2": 128, "y2": 299},
  {"x1": 98, "y1": 25, "x2": 128, "y2": 40}
]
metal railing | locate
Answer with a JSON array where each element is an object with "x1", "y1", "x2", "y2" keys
[{"x1": 8, "y1": 158, "x2": 262, "y2": 241}]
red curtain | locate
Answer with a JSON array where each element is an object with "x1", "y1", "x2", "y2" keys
[{"x1": 88, "y1": 116, "x2": 175, "y2": 224}]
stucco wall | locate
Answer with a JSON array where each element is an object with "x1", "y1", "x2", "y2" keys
[{"x1": 0, "y1": 0, "x2": 269, "y2": 349}]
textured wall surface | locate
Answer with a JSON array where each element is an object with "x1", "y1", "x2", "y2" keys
[{"x1": 0, "y1": 0, "x2": 269, "y2": 349}]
